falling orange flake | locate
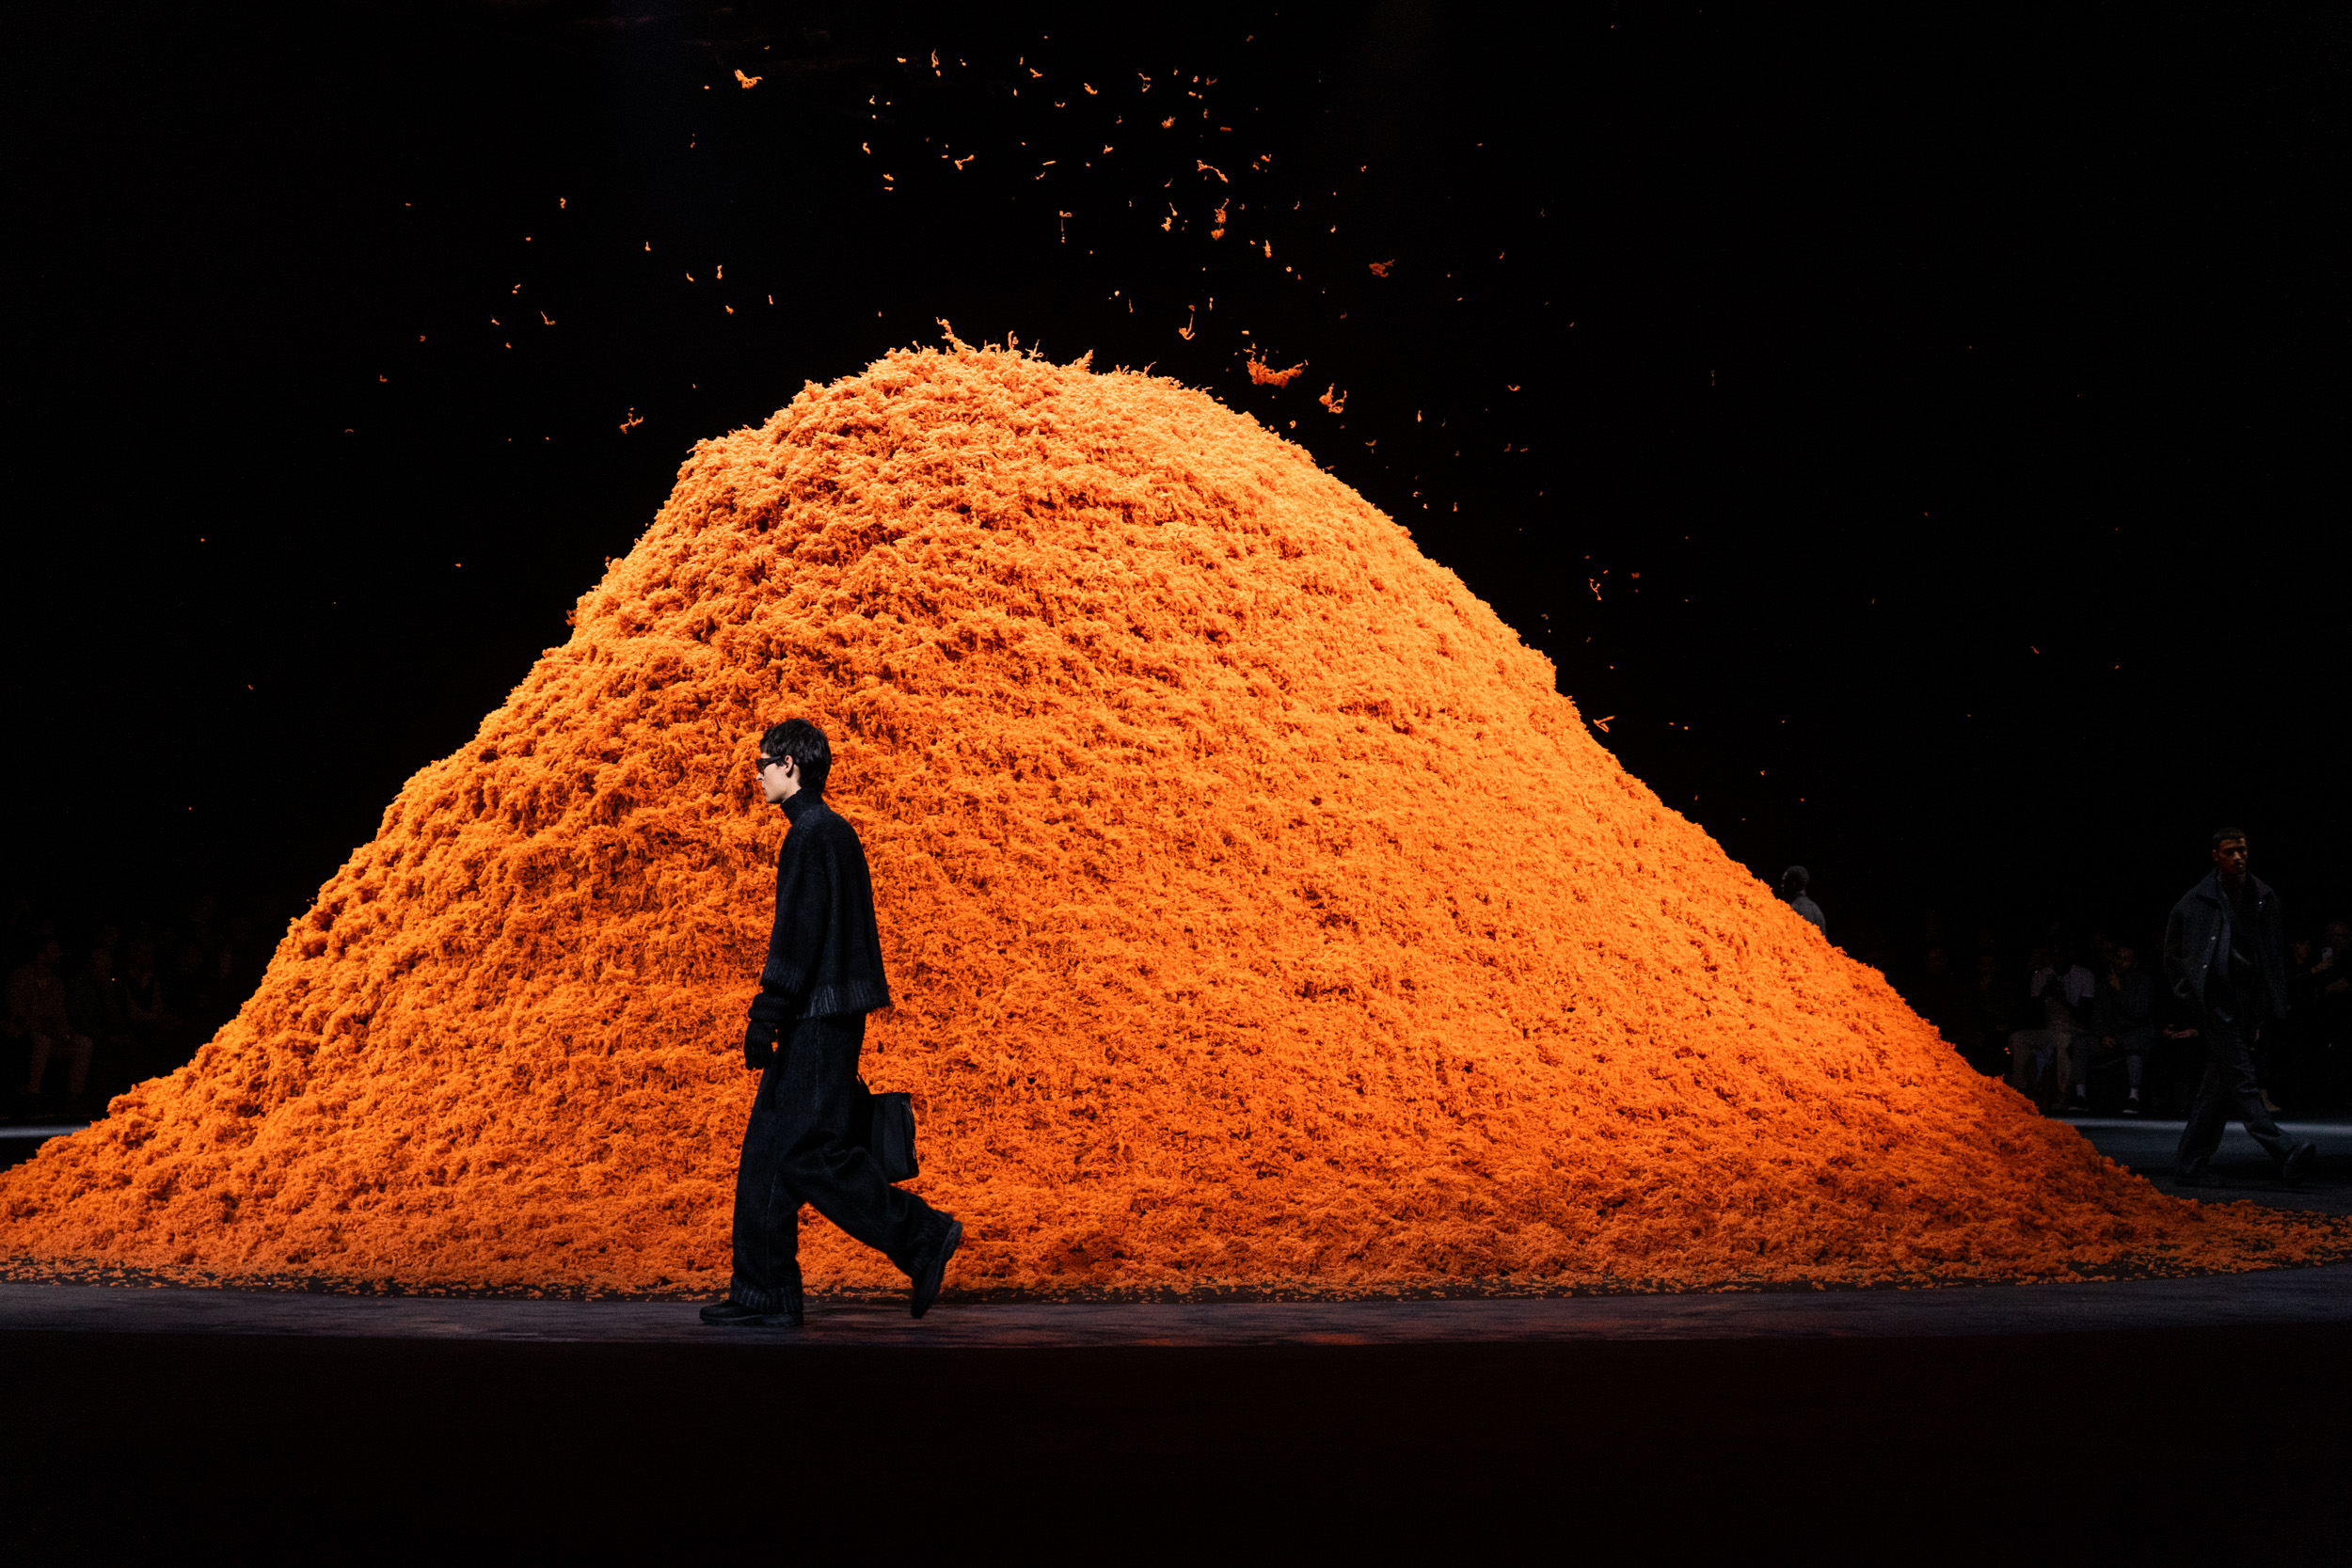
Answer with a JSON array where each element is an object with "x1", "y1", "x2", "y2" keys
[
  {"x1": 1197, "y1": 160, "x2": 1228, "y2": 182},
  {"x1": 1246, "y1": 353, "x2": 1305, "y2": 388},
  {"x1": 1317, "y1": 384, "x2": 1346, "y2": 415},
  {"x1": 736, "y1": 70, "x2": 762, "y2": 88},
  {"x1": 1369, "y1": 259, "x2": 1394, "y2": 277}
]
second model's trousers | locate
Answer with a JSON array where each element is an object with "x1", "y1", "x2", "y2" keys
[
  {"x1": 728, "y1": 1012, "x2": 950, "y2": 1315},
  {"x1": 2176, "y1": 1022, "x2": 2297, "y2": 1176}
]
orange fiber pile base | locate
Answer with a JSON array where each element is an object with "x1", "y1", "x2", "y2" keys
[{"x1": 5, "y1": 343, "x2": 2342, "y2": 1296}]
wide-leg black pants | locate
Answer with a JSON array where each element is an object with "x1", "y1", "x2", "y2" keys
[
  {"x1": 2175, "y1": 1022, "x2": 2297, "y2": 1177},
  {"x1": 728, "y1": 1013, "x2": 949, "y2": 1314}
]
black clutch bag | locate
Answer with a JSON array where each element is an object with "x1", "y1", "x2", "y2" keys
[{"x1": 850, "y1": 1078, "x2": 920, "y2": 1183}]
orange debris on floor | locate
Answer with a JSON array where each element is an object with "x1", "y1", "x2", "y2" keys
[{"x1": 3, "y1": 343, "x2": 2341, "y2": 1296}]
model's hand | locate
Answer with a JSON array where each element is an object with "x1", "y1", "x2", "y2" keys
[{"x1": 743, "y1": 1021, "x2": 777, "y2": 1071}]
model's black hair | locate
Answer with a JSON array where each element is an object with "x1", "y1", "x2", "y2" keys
[
  {"x1": 761, "y1": 719, "x2": 832, "y2": 795},
  {"x1": 2212, "y1": 825, "x2": 2249, "y2": 850},
  {"x1": 1779, "y1": 864, "x2": 1810, "y2": 895}
]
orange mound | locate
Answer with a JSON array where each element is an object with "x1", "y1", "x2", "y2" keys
[{"x1": 3, "y1": 343, "x2": 2338, "y2": 1294}]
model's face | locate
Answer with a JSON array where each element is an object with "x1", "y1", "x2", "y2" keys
[
  {"x1": 2114, "y1": 947, "x2": 2135, "y2": 974},
  {"x1": 2213, "y1": 837, "x2": 2249, "y2": 879},
  {"x1": 756, "y1": 752, "x2": 800, "y2": 805}
]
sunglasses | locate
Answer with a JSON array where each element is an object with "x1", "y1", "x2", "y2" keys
[{"x1": 755, "y1": 754, "x2": 794, "y2": 772}]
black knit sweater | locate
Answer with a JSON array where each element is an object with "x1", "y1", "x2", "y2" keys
[{"x1": 747, "y1": 789, "x2": 892, "y2": 1030}]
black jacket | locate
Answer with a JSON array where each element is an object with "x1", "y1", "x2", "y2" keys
[
  {"x1": 747, "y1": 789, "x2": 891, "y2": 1038},
  {"x1": 2163, "y1": 868, "x2": 2288, "y2": 1026}
]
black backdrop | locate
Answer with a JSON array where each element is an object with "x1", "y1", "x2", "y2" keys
[{"x1": 5, "y1": 1, "x2": 2344, "y2": 990}]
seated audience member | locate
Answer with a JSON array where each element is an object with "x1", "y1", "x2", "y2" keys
[
  {"x1": 68, "y1": 946, "x2": 134, "y2": 1099},
  {"x1": 2307, "y1": 920, "x2": 2352, "y2": 1110},
  {"x1": 119, "y1": 941, "x2": 168, "y2": 1080},
  {"x1": 1966, "y1": 950, "x2": 2017, "y2": 1078},
  {"x1": 8, "y1": 938, "x2": 92, "y2": 1108},
  {"x1": 1778, "y1": 866, "x2": 1826, "y2": 935},
  {"x1": 2010, "y1": 944, "x2": 2097, "y2": 1113},
  {"x1": 2095, "y1": 943, "x2": 2160, "y2": 1115},
  {"x1": 2159, "y1": 985, "x2": 2208, "y2": 1118},
  {"x1": 1917, "y1": 945, "x2": 1977, "y2": 1064}
]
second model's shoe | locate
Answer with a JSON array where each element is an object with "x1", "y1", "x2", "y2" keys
[
  {"x1": 910, "y1": 1219, "x2": 963, "y2": 1320},
  {"x1": 2064, "y1": 1088, "x2": 2090, "y2": 1114},
  {"x1": 2280, "y1": 1142, "x2": 2318, "y2": 1187},
  {"x1": 2122, "y1": 1090, "x2": 2144, "y2": 1117},
  {"x1": 699, "y1": 1298, "x2": 802, "y2": 1328}
]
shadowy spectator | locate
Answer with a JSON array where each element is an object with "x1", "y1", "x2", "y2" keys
[
  {"x1": 2011, "y1": 942, "x2": 2096, "y2": 1113},
  {"x1": 1779, "y1": 866, "x2": 1826, "y2": 935},
  {"x1": 119, "y1": 940, "x2": 171, "y2": 1083},
  {"x1": 2294, "y1": 919, "x2": 2352, "y2": 1110},
  {"x1": 8, "y1": 938, "x2": 92, "y2": 1112},
  {"x1": 2095, "y1": 942, "x2": 2160, "y2": 1116},
  {"x1": 1915, "y1": 943, "x2": 1972, "y2": 1055},
  {"x1": 67, "y1": 946, "x2": 134, "y2": 1104},
  {"x1": 1964, "y1": 949, "x2": 2017, "y2": 1078}
]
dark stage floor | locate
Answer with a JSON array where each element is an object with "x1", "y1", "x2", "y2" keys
[{"x1": 8, "y1": 1116, "x2": 2352, "y2": 1563}]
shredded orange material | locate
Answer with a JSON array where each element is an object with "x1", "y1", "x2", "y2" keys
[
  {"x1": 1247, "y1": 353, "x2": 1305, "y2": 388},
  {"x1": 3, "y1": 344, "x2": 2341, "y2": 1295}
]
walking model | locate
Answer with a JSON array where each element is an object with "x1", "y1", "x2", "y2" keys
[
  {"x1": 2165, "y1": 827, "x2": 2317, "y2": 1188},
  {"x1": 701, "y1": 720, "x2": 962, "y2": 1327}
]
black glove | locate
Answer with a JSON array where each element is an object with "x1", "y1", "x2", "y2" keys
[{"x1": 743, "y1": 1019, "x2": 778, "y2": 1072}]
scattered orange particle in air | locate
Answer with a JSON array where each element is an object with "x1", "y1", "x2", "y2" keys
[
  {"x1": 1246, "y1": 352, "x2": 1305, "y2": 388},
  {"x1": 1318, "y1": 384, "x2": 1347, "y2": 415},
  {"x1": 5, "y1": 345, "x2": 2341, "y2": 1298},
  {"x1": 1161, "y1": 117, "x2": 1174, "y2": 129},
  {"x1": 1369, "y1": 260, "x2": 1394, "y2": 277},
  {"x1": 735, "y1": 70, "x2": 762, "y2": 89},
  {"x1": 1197, "y1": 160, "x2": 1228, "y2": 182}
]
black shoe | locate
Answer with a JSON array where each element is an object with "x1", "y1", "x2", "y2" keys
[
  {"x1": 2122, "y1": 1094, "x2": 2144, "y2": 1117},
  {"x1": 2280, "y1": 1142, "x2": 2318, "y2": 1187},
  {"x1": 2175, "y1": 1166, "x2": 2225, "y2": 1189},
  {"x1": 699, "y1": 1299, "x2": 801, "y2": 1328},
  {"x1": 910, "y1": 1220, "x2": 963, "y2": 1320}
]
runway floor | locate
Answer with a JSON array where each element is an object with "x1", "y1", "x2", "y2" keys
[{"x1": 7, "y1": 1115, "x2": 2352, "y2": 1562}]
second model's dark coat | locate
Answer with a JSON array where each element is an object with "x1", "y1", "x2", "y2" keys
[
  {"x1": 2162, "y1": 868, "x2": 2289, "y2": 1024},
  {"x1": 746, "y1": 789, "x2": 891, "y2": 1041}
]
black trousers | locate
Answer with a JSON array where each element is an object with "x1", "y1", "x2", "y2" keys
[
  {"x1": 2175, "y1": 1020, "x2": 2297, "y2": 1176},
  {"x1": 728, "y1": 1013, "x2": 949, "y2": 1314}
]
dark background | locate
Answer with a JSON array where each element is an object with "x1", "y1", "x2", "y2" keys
[{"x1": 5, "y1": 0, "x2": 2344, "y2": 1000}]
